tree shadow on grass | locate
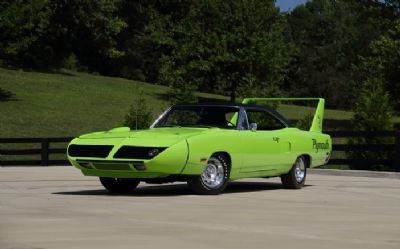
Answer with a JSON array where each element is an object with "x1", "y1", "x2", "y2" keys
[
  {"x1": 0, "y1": 88, "x2": 16, "y2": 101},
  {"x1": 33, "y1": 68, "x2": 77, "y2": 77},
  {"x1": 53, "y1": 181, "x2": 314, "y2": 197}
]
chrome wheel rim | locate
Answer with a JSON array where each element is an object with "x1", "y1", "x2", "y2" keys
[
  {"x1": 201, "y1": 158, "x2": 225, "y2": 189},
  {"x1": 294, "y1": 158, "x2": 306, "y2": 183}
]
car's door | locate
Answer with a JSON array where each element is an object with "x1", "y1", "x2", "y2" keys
[{"x1": 238, "y1": 108, "x2": 291, "y2": 173}]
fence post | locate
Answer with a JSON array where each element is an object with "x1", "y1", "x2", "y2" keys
[
  {"x1": 394, "y1": 132, "x2": 400, "y2": 172},
  {"x1": 41, "y1": 138, "x2": 49, "y2": 166}
]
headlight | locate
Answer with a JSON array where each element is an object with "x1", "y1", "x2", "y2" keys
[
  {"x1": 148, "y1": 148, "x2": 160, "y2": 157},
  {"x1": 114, "y1": 146, "x2": 167, "y2": 159}
]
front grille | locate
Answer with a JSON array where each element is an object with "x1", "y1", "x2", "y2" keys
[
  {"x1": 114, "y1": 146, "x2": 166, "y2": 159},
  {"x1": 76, "y1": 160, "x2": 142, "y2": 171},
  {"x1": 93, "y1": 162, "x2": 132, "y2": 171},
  {"x1": 68, "y1": 145, "x2": 113, "y2": 158}
]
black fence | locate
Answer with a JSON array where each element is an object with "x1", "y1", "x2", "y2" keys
[
  {"x1": 328, "y1": 131, "x2": 400, "y2": 171},
  {"x1": 0, "y1": 131, "x2": 399, "y2": 170},
  {"x1": 0, "y1": 137, "x2": 73, "y2": 166}
]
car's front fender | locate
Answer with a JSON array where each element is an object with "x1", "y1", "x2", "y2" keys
[{"x1": 180, "y1": 131, "x2": 241, "y2": 176}]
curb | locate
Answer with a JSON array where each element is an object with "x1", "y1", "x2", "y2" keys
[{"x1": 309, "y1": 168, "x2": 400, "y2": 179}]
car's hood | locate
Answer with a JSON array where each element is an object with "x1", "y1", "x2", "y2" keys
[{"x1": 77, "y1": 127, "x2": 219, "y2": 147}]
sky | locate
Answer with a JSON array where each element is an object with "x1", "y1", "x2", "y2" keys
[{"x1": 275, "y1": 0, "x2": 308, "y2": 12}]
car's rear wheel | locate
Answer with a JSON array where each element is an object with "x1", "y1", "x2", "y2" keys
[
  {"x1": 187, "y1": 154, "x2": 230, "y2": 195},
  {"x1": 99, "y1": 177, "x2": 140, "y2": 193},
  {"x1": 281, "y1": 156, "x2": 307, "y2": 189}
]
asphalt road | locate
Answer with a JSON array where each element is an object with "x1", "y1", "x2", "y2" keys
[{"x1": 0, "y1": 166, "x2": 399, "y2": 249}]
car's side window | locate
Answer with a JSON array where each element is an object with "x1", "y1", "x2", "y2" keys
[{"x1": 246, "y1": 109, "x2": 286, "y2": 130}]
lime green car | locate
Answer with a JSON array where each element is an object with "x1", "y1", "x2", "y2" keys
[{"x1": 67, "y1": 98, "x2": 331, "y2": 195}]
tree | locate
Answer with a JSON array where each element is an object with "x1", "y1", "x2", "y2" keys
[
  {"x1": 286, "y1": 0, "x2": 362, "y2": 109},
  {"x1": 358, "y1": 19, "x2": 400, "y2": 112},
  {"x1": 349, "y1": 77, "x2": 394, "y2": 170},
  {"x1": 123, "y1": 90, "x2": 153, "y2": 130},
  {"x1": 0, "y1": 0, "x2": 51, "y2": 66},
  {"x1": 285, "y1": 0, "x2": 399, "y2": 109},
  {"x1": 351, "y1": 78, "x2": 393, "y2": 132},
  {"x1": 0, "y1": 0, "x2": 127, "y2": 69},
  {"x1": 158, "y1": 0, "x2": 293, "y2": 102},
  {"x1": 46, "y1": 0, "x2": 127, "y2": 70},
  {"x1": 115, "y1": 1, "x2": 193, "y2": 82}
]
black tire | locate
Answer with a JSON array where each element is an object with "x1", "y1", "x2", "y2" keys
[
  {"x1": 281, "y1": 156, "x2": 307, "y2": 189},
  {"x1": 187, "y1": 154, "x2": 230, "y2": 195},
  {"x1": 99, "y1": 177, "x2": 140, "y2": 194}
]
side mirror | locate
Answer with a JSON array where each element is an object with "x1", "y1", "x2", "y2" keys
[{"x1": 249, "y1": 123, "x2": 257, "y2": 131}]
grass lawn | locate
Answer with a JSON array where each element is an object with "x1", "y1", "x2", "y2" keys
[
  {"x1": 0, "y1": 67, "x2": 390, "y2": 138},
  {"x1": 0, "y1": 68, "x2": 228, "y2": 137}
]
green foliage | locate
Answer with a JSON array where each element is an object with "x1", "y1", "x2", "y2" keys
[
  {"x1": 351, "y1": 78, "x2": 393, "y2": 131},
  {"x1": 116, "y1": 1, "x2": 191, "y2": 82},
  {"x1": 47, "y1": 0, "x2": 127, "y2": 69},
  {"x1": 358, "y1": 19, "x2": 400, "y2": 112},
  {"x1": 1, "y1": 0, "x2": 400, "y2": 114},
  {"x1": 285, "y1": 0, "x2": 400, "y2": 110},
  {"x1": 62, "y1": 54, "x2": 79, "y2": 71},
  {"x1": 286, "y1": 0, "x2": 363, "y2": 108},
  {"x1": 0, "y1": 0, "x2": 51, "y2": 64},
  {"x1": 0, "y1": 0, "x2": 126, "y2": 69},
  {"x1": 124, "y1": 90, "x2": 154, "y2": 130},
  {"x1": 349, "y1": 77, "x2": 394, "y2": 170},
  {"x1": 158, "y1": 0, "x2": 294, "y2": 102},
  {"x1": 159, "y1": 55, "x2": 198, "y2": 104}
]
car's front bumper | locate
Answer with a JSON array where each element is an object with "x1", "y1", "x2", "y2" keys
[
  {"x1": 69, "y1": 158, "x2": 183, "y2": 178},
  {"x1": 67, "y1": 138, "x2": 207, "y2": 178}
]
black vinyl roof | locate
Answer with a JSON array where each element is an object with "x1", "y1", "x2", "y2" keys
[
  {"x1": 174, "y1": 102, "x2": 293, "y2": 127},
  {"x1": 175, "y1": 102, "x2": 266, "y2": 108}
]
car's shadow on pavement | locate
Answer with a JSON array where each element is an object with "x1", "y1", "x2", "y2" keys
[{"x1": 53, "y1": 182, "x2": 313, "y2": 197}]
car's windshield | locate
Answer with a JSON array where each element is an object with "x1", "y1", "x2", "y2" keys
[{"x1": 153, "y1": 106, "x2": 239, "y2": 129}]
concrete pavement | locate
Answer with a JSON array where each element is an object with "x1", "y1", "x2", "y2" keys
[{"x1": 0, "y1": 166, "x2": 399, "y2": 249}]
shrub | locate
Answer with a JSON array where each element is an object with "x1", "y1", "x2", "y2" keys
[
  {"x1": 124, "y1": 90, "x2": 153, "y2": 130},
  {"x1": 62, "y1": 53, "x2": 79, "y2": 71},
  {"x1": 348, "y1": 77, "x2": 394, "y2": 170}
]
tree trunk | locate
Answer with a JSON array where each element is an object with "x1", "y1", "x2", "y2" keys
[{"x1": 230, "y1": 88, "x2": 236, "y2": 103}]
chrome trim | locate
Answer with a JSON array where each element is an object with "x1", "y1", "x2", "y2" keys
[
  {"x1": 250, "y1": 123, "x2": 258, "y2": 131},
  {"x1": 150, "y1": 107, "x2": 171, "y2": 128},
  {"x1": 294, "y1": 158, "x2": 306, "y2": 183},
  {"x1": 238, "y1": 107, "x2": 249, "y2": 130},
  {"x1": 201, "y1": 158, "x2": 225, "y2": 189}
]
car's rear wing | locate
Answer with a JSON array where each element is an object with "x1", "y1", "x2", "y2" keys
[{"x1": 242, "y1": 98, "x2": 325, "y2": 133}]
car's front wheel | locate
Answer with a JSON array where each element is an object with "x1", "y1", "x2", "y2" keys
[
  {"x1": 99, "y1": 177, "x2": 140, "y2": 193},
  {"x1": 281, "y1": 156, "x2": 307, "y2": 189},
  {"x1": 187, "y1": 154, "x2": 230, "y2": 195}
]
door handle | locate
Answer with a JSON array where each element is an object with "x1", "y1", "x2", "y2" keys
[{"x1": 273, "y1": 137, "x2": 280, "y2": 142}]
